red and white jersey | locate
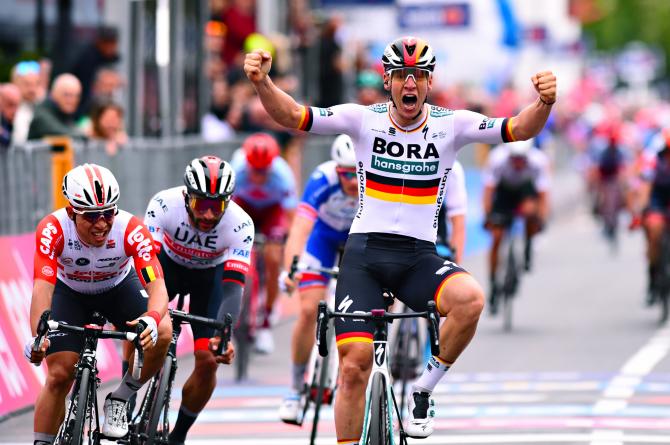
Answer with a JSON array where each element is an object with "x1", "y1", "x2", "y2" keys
[
  {"x1": 34, "y1": 208, "x2": 163, "y2": 294},
  {"x1": 144, "y1": 187, "x2": 254, "y2": 275}
]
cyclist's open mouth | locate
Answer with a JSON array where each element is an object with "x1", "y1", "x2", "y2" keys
[
  {"x1": 401, "y1": 94, "x2": 418, "y2": 111},
  {"x1": 91, "y1": 229, "x2": 109, "y2": 243}
]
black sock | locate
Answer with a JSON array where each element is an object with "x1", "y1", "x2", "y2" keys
[{"x1": 168, "y1": 406, "x2": 199, "y2": 443}]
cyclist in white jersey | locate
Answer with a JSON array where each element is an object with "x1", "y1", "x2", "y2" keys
[
  {"x1": 144, "y1": 155, "x2": 253, "y2": 445},
  {"x1": 27, "y1": 164, "x2": 171, "y2": 444},
  {"x1": 245, "y1": 35, "x2": 556, "y2": 442},
  {"x1": 482, "y1": 139, "x2": 551, "y2": 314}
]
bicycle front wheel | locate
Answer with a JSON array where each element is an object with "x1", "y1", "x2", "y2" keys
[
  {"x1": 70, "y1": 367, "x2": 91, "y2": 445},
  {"x1": 146, "y1": 358, "x2": 173, "y2": 444},
  {"x1": 367, "y1": 373, "x2": 391, "y2": 445}
]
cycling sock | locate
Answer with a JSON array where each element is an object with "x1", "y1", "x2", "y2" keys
[
  {"x1": 412, "y1": 355, "x2": 451, "y2": 394},
  {"x1": 110, "y1": 372, "x2": 142, "y2": 401},
  {"x1": 168, "y1": 406, "x2": 199, "y2": 442},
  {"x1": 292, "y1": 363, "x2": 307, "y2": 391},
  {"x1": 34, "y1": 432, "x2": 55, "y2": 444}
]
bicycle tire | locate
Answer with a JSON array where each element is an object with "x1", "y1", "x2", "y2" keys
[
  {"x1": 234, "y1": 292, "x2": 252, "y2": 381},
  {"x1": 657, "y1": 234, "x2": 670, "y2": 324},
  {"x1": 71, "y1": 367, "x2": 91, "y2": 445},
  {"x1": 502, "y1": 241, "x2": 517, "y2": 332},
  {"x1": 309, "y1": 352, "x2": 331, "y2": 445},
  {"x1": 367, "y1": 373, "x2": 391, "y2": 445},
  {"x1": 393, "y1": 318, "x2": 416, "y2": 420},
  {"x1": 146, "y1": 359, "x2": 172, "y2": 444}
]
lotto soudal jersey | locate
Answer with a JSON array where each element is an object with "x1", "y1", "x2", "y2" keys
[
  {"x1": 482, "y1": 144, "x2": 551, "y2": 192},
  {"x1": 144, "y1": 186, "x2": 254, "y2": 273},
  {"x1": 33, "y1": 208, "x2": 162, "y2": 294},
  {"x1": 296, "y1": 102, "x2": 514, "y2": 242},
  {"x1": 297, "y1": 160, "x2": 358, "y2": 233}
]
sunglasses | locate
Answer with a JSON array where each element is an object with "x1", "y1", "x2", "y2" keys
[
  {"x1": 189, "y1": 196, "x2": 226, "y2": 215},
  {"x1": 336, "y1": 167, "x2": 357, "y2": 180},
  {"x1": 388, "y1": 68, "x2": 431, "y2": 83},
  {"x1": 71, "y1": 206, "x2": 117, "y2": 223}
]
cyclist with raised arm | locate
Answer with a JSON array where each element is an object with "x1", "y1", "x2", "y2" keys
[
  {"x1": 231, "y1": 133, "x2": 298, "y2": 354},
  {"x1": 27, "y1": 164, "x2": 171, "y2": 445},
  {"x1": 637, "y1": 129, "x2": 670, "y2": 303},
  {"x1": 143, "y1": 155, "x2": 253, "y2": 445},
  {"x1": 277, "y1": 134, "x2": 358, "y2": 423},
  {"x1": 482, "y1": 139, "x2": 551, "y2": 314},
  {"x1": 244, "y1": 36, "x2": 556, "y2": 442}
]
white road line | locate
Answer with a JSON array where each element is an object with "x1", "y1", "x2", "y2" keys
[{"x1": 590, "y1": 324, "x2": 670, "y2": 445}]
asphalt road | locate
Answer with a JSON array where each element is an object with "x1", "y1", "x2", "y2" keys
[{"x1": 3, "y1": 175, "x2": 670, "y2": 444}]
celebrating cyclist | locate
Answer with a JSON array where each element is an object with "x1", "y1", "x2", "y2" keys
[
  {"x1": 637, "y1": 129, "x2": 670, "y2": 303},
  {"x1": 231, "y1": 132, "x2": 298, "y2": 354},
  {"x1": 277, "y1": 134, "x2": 358, "y2": 424},
  {"x1": 27, "y1": 163, "x2": 171, "y2": 444},
  {"x1": 245, "y1": 36, "x2": 555, "y2": 442},
  {"x1": 143, "y1": 155, "x2": 253, "y2": 445},
  {"x1": 482, "y1": 139, "x2": 550, "y2": 313}
]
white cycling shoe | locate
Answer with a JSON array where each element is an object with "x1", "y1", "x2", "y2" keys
[
  {"x1": 102, "y1": 393, "x2": 129, "y2": 438},
  {"x1": 254, "y1": 328, "x2": 275, "y2": 354},
  {"x1": 404, "y1": 391, "x2": 435, "y2": 438},
  {"x1": 278, "y1": 390, "x2": 305, "y2": 424}
]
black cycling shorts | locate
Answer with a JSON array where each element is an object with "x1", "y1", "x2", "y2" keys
[
  {"x1": 47, "y1": 273, "x2": 148, "y2": 355},
  {"x1": 159, "y1": 250, "x2": 224, "y2": 346},
  {"x1": 490, "y1": 182, "x2": 538, "y2": 225},
  {"x1": 334, "y1": 232, "x2": 467, "y2": 347}
]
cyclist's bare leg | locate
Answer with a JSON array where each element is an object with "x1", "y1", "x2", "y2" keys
[
  {"x1": 643, "y1": 212, "x2": 665, "y2": 267},
  {"x1": 34, "y1": 352, "x2": 78, "y2": 435},
  {"x1": 263, "y1": 242, "x2": 283, "y2": 321},
  {"x1": 436, "y1": 273, "x2": 485, "y2": 364},
  {"x1": 335, "y1": 342, "x2": 373, "y2": 441},
  {"x1": 520, "y1": 198, "x2": 541, "y2": 237},
  {"x1": 488, "y1": 225, "x2": 505, "y2": 281},
  {"x1": 291, "y1": 287, "x2": 326, "y2": 369},
  {"x1": 179, "y1": 350, "x2": 218, "y2": 412}
]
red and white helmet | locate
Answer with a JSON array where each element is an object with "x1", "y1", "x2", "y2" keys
[
  {"x1": 62, "y1": 163, "x2": 120, "y2": 209},
  {"x1": 183, "y1": 155, "x2": 236, "y2": 200}
]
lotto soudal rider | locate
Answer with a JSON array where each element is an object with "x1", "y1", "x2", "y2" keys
[
  {"x1": 144, "y1": 155, "x2": 254, "y2": 445},
  {"x1": 28, "y1": 163, "x2": 171, "y2": 445},
  {"x1": 245, "y1": 35, "x2": 556, "y2": 443}
]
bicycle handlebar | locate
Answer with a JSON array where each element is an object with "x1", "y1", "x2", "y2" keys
[
  {"x1": 289, "y1": 255, "x2": 339, "y2": 280},
  {"x1": 169, "y1": 309, "x2": 233, "y2": 355},
  {"x1": 316, "y1": 301, "x2": 441, "y2": 358},
  {"x1": 34, "y1": 310, "x2": 145, "y2": 379}
]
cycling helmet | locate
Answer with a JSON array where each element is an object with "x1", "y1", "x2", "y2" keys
[
  {"x1": 382, "y1": 36, "x2": 436, "y2": 73},
  {"x1": 183, "y1": 155, "x2": 235, "y2": 200},
  {"x1": 508, "y1": 140, "x2": 533, "y2": 157},
  {"x1": 243, "y1": 133, "x2": 280, "y2": 169},
  {"x1": 62, "y1": 163, "x2": 120, "y2": 209},
  {"x1": 331, "y1": 134, "x2": 356, "y2": 168}
]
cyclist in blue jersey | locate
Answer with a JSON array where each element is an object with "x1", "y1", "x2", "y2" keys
[
  {"x1": 231, "y1": 132, "x2": 298, "y2": 354},
  {"x1": 277, "y1": 134, "x2": 358, "y2": 423},
  {"x1": 244, "y1": 36, "x2": 556, "y2": 442}
]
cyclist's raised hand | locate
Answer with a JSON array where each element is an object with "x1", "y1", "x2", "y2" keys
[
  {"x1": 210, "y1": 336, "x2": 235, "y2": 364},
  {"x1": 23, "y1": 337, "x2": 50, "y2": 365},
  {"x1": 244, "y1": 49, "x2": 272, "y2": 84},
  {"x1": 127, "y1": 315, "x2": 159, "y2": 350},
  {"x1": 531, "y1": 71, "x2": 557, "y2": 105}
]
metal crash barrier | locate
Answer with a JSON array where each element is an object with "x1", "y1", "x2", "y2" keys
[{"x1": 1, "y1": 135, "x2": 335, "y2": 235}]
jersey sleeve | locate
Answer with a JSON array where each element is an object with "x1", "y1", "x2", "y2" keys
[
  {"x1": 297, "y1": 103, "x2": 365, "y2": 137},
  {"x1": 297, "y1": 169, "x2": 331, "y2": 221},
  {"x1": 33, "y1": 214, "x2": 64, "y2": 284},
  {"x1": 124, "y1": 216, "x2": 164, "y2": 286},
  {"x1": 144, "y1": 192, "x2": 168, "y2": 249},
  {"x1": 453, "y1": 110, "x2": 515, "y2": 149},
  {"x1": 445, "y1": 161, "x2": 467, "y2": 217},
  {"x1": 274, "y1": 158, "x2": 299, "y2": 210},
  {"x1": 221, "y1": 216, "x2": 254, "y2": 286}
]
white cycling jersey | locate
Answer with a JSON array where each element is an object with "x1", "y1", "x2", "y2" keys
[
  {"x1": 482, "y1": 144, "x2": 551, "y2": 191},
  {"x1": 445, "y1": 160, "x2": 466, "y2": 217},
  {"x1": 144, "y1": 186, "x2": 255, "y2": 270},
  {"x1": 297, "y1": 102, "x2": 514, "y2": 242},
  {"x1": 34, "y1": 208, "x2": 161, "y2": 294}
]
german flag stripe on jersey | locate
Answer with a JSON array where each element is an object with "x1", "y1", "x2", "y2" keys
[
  {"x1": 336, "y1": 331, "x2": 374, "y2": 346},
  {"x1": 140, "y1": 266, "x2": 157, "y2": 284},
  {"x1": 501, "y1": 117, "x2": 516, "y2": 142},
  {"x1": 365, "y1": 171, "x2": 440, "y2": 204},
  {"x1": 297, "y1": 106, "x2": 314, "y2": 131}
]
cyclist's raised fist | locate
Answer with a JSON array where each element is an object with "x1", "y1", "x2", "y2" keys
[
  {"x1": 244, "y1": 50, "x2": 272, "y2": 84},
  {"x1": 531, "y1": 71, "x2": 557, "y2": 105}
]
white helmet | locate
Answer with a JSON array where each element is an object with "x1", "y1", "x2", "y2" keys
[
  {"x1": 331, "y1": 134, "x2": 356, "y2": 168},
  {"x1": 62, "y1": 163, "x2": 120, "y2": 209},
  {"x1": 508, "y1": 140, "x2": 533, "y2": 157}
]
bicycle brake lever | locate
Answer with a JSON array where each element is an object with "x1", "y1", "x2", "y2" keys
[
  {"x1": 288, "y1": 255, "x2": 300, "y2": 280},
  {"x1": 132, "y1": 324, "x2": 145, "y2": 380},
  {"x1": 216, "y1": 313, "x2": 233, "y2": 356},
  {"x1": 316, "y1": 301, "x2": 329, "y2": 357}
]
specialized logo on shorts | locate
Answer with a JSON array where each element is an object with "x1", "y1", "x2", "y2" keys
[
  {"x1": 435, "y1": 259, "x2": 457, "y2": 275},
  {"x1": 338, "y1": 295, "x2": 354, "y2": 313}
]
